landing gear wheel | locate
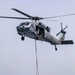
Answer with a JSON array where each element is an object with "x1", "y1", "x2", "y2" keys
[
  {"x1": 21, "y1": 36, "x2": 25, "y2": 41},
  {"x1": 55, "y1": 47, "x2": 57, "y2": 51},
  {"x1": 55, "y1": 45, "x2": 57, "y2": 51}
]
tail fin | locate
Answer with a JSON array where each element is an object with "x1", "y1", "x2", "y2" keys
[
  {"x1": 61, "y1": 40, "x2": 74, "y2": 44},
  {"x1": 58, "y1": 33, "x2": 65, "y2": 44}
]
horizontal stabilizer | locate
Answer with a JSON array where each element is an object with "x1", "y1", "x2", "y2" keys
[{"x1": 61, "y1": 40, "x2": 74, "y2": 44}]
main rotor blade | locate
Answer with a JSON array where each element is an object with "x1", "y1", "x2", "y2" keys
[
  {"x1": 12, "y1": 8, "x2": 32, "y2": 18},
  {"x1": 0, "y1": 16, "x2": 29, "y2": 20},
  {"x1": 43, "y1": 13, "x2": 75, "y2": 19},
  {"x1": 45, "y1": 20, "x2": 58, "y2": 22}
]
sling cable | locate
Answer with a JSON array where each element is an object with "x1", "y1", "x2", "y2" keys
[{"x1": 35, "y1": 40, "x2": 39, "y2": 75}]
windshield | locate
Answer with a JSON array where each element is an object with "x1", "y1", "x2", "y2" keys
[{"x1": 19, "y1": 21, "x2": 30, "y2": 26}]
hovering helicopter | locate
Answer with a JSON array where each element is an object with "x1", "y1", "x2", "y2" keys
[{"x1": 0, "y1": 8, "x2": 74, "y2": 50}]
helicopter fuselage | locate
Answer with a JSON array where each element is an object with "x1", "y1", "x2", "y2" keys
[{"x1": 17, "y1": 21, "x2": 59, "y2": 45}]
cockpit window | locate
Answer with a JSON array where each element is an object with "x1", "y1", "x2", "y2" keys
[
  {"x1": 19, "y1": 21, "x2": 30, "y2": 26},
  {"x1": 25, "y1": 21, "x2": 30, "y2": 25}
]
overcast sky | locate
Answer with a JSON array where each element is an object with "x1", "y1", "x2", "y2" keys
[{"x1": 0, "y1": 0, "x2": 75, "y2": 75}]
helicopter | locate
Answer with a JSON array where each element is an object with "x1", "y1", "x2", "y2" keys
[{"x1": 0, "y1": 8, "x2": 74, "y2": 51}]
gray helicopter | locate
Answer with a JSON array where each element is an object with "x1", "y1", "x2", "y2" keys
[{"x1": 0, "y1": 8, "x2": 74, "y2": 50}]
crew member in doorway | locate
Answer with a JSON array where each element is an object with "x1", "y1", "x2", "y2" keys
[{"x1": 36, "y1": 25, "x2": 44, "y2": 37}]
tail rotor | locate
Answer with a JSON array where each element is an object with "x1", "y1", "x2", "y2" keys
[{"x1": 56, "y1": 23, "x2": 68, "y2": 36}]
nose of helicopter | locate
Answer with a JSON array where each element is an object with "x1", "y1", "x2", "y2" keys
[
  {"x1": 17, "y1": 25, "x2": 29, "y2": 32},
  {"x1": 16, "y1": 26, "x2": 21, "y2": 31}
]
